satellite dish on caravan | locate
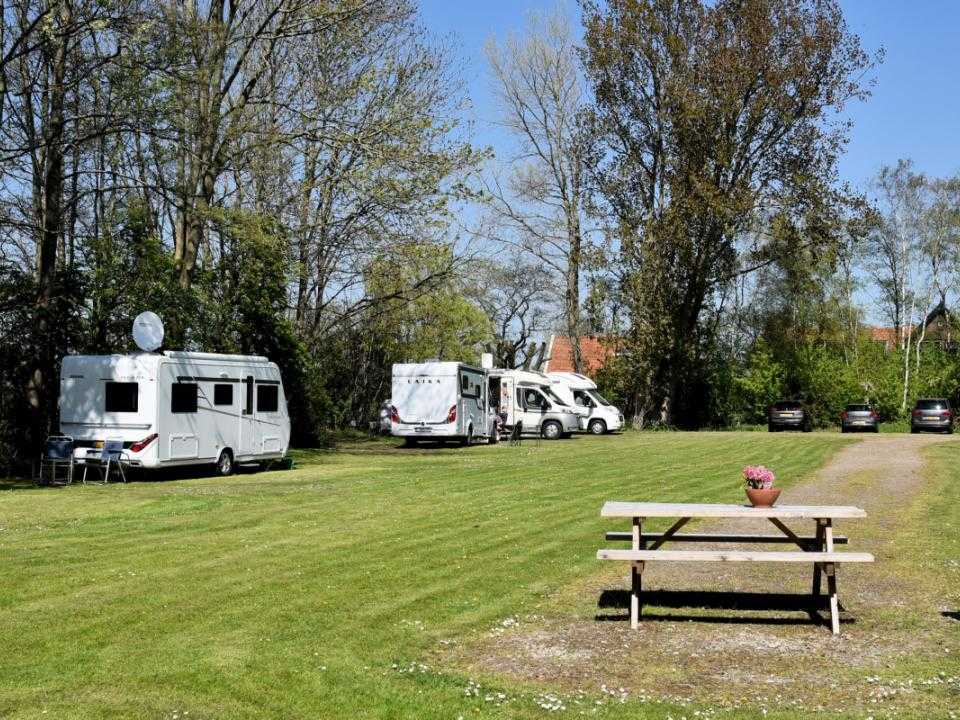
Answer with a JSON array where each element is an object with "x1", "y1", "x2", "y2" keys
[{"x1": 132, "y1": 311, "x2": 164, "y2": 352}]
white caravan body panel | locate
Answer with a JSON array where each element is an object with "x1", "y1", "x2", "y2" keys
[{"x1": 59, "y1": 351, "x2": 290, "y2": 469}]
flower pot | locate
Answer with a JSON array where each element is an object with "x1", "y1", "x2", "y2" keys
[{"x1": 746, "y1": 488, "x2": 781, "y2": 507}]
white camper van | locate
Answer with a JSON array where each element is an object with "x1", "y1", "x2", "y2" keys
[
  {"x1": 493, "y1": 369, "x2": 581, "y2": 440},
  {"x1": 390, "y1": 362, "x2": 498, "y2": 446},
  {"x1": 546, "y1": 371, "x2": 624, "y2": 434},
  {"x1": 59, "y1": 351, "x2": 290, "y2": 475}
]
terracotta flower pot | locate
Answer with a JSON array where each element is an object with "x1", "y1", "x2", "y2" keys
[{"x1": 746, "y1": 487, "x2": 781, "y2": 507}]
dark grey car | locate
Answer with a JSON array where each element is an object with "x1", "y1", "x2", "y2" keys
[
  {"x1": 910, "y1": 398, "x2": 954, "y2": 434},
  {"x1": 841, "y1": 403, "x2": 879, "y2": 433},
  {"x1": 768, "y1": 401, "x2": 812, "y2": 432}
]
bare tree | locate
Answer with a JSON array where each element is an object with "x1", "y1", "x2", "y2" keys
[{"x1": 484, "y1": 5, "x2": 592, "y2": 372}]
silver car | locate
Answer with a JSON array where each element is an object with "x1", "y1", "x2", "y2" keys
[
  {"x1": 911, "y1": 398, "x2": 954, "y2": 434},
  {"x1": 841, "y1": 403, "x2": 879, "y2": 433}
]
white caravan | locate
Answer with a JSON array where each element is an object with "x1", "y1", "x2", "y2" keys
[
  {"x1": 546, "y1": 371, "x2": 624, "y2": 434},
  {"x1": 59, "y1": 351, "x2": 290, "y2": 475},
  {"x1": 390, "y1": 362, "x2": 498, "y2": 445},
  {"x1": 493, "y1": 369, "x2": 581, "y2": 440}
]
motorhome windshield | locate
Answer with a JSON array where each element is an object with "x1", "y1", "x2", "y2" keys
[
  {"x1": 587, "y1": 389, "x2": 612, "y2": 406},
  {"x1": 543, "y1": 387, "x2": 569, "y2": 406}
]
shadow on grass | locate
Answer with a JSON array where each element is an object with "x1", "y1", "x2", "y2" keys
[
  {"x1": 596, "y1": 588, "x2": 851, "y2": 628},
  {"x1": 1, "y1": 458, "x2": 294, "y2": 490},
  {"x1": 941, "y1": 610, "x2": 960, "y2": 621}
]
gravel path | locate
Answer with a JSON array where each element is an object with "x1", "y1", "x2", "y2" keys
[{"x1": 454, "y1": 434, "x2": 960, "y2": 715}]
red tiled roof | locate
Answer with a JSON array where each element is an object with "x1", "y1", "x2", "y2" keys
[
  {"x1": 869, "y1": 326, "x2": 900, "y2": 345},
  {"x1": 547, "y1": 335, "x2": 616, "y2": 373}
]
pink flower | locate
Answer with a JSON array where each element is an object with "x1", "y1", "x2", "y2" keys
[{"x1": 743, "y1": 465, "x2": 775, "y2": 489}]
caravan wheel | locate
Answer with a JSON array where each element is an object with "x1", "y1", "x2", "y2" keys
[{"x1": 216, "y1": 450, "x2": 234, "y2": 477}]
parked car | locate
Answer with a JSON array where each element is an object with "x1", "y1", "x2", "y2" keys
[
  {"x1": 910, "y1": 398, "x2": 954, "y2": 434},
  {"x1": 768, "y1": 401, "x2": 812, "y2": 432},
  {"x1": 840, "y1": 403, "x2": 879, "y2": 433}
]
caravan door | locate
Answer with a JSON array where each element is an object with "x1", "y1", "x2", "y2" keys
[{"x1": 239, "y1": 374, "x2": 256, "y2": 457}]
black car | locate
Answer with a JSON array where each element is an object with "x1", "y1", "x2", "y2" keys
[
  {"x1": 910, "y1": 398, "x2": 954, "y2": 434},
  {"x1": 768, "y1": 401, "x2": 812, "y2": 432},
  {"x1": 840, "y1": 403, "x2": 879, "y2": 433}
]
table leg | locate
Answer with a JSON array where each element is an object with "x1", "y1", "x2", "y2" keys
[
  {"x1": 811, "y1": 519, "x2": 825, "y2": 597},
  {"x1": 631, "y1": 516, "x2": 643, "y2": 629},
  {"x1": 826, "y1": 563, "x2": 840, "y2": 635}
]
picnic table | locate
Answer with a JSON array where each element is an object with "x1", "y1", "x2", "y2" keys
[{"x1": 597, "y1": 502, "x2": 874, "y2": 634}]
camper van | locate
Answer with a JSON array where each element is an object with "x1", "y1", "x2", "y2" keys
[
  {"x1": 59, "y1": 351, "x2": 290, "y2": 475},
  {"x1": 390, "y1": 362, "x2": 498, "y2": 446},
  {"x1": 546, "y1": 371, "x2": 624, "y2": 434},
  {"x1": 493, "y1": 369, "x2": 581, "y2": 440}
]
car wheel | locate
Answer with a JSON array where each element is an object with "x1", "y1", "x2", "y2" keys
[
  {"x1": 216, "y1": 449, "x2": 234, "y2": 477},
  {"x1": 588, "y1": 418, "x2": 607, "y2": 435},
  {"x1": 541, "y1": 420, "x2": 562, "y2": 440},
  {"x1": 403, "y1": 437, "x2": 419, "y2": 448},
  {"x1": 910, "y1": 427, "x2": 918, "y2": 434},
  {"x1": 767, "y1": 423, "x2": 775, "y2": 433},
  {"x1": 841, "y1": 427, "x2": 848, "y2": 434},
  {"x1": 948, "y1": 426, "x2": 954, "y2": 435},
  {"x1": 873, "y1": 426, "x2": 880, "y2": 433}
]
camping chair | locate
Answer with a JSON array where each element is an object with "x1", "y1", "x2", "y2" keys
[
  {"x1": 38, "y1": 435, "x2": 74, "y2": 486},
  {"x1": 509, "y1": 421, "x2": 523, "y2": 446},
  {"x1": 81, "y1": 439, "x2": 128, "y2": 485}
]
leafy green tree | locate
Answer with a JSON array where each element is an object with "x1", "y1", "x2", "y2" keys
[{"x1": 579, "y1": 0, "x2": 877, "y2": 426}]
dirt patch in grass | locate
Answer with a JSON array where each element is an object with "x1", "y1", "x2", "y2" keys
[{"x1": 447, "y1": 434, "x2": 960, "y2": 716}]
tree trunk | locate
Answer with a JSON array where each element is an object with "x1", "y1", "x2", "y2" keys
[
  {"x1": 565, "y1": 207, "x2": 583, "y2": 373},
  {"x1": 27, "y1": 0, "x2": 71, "y2": 448}
]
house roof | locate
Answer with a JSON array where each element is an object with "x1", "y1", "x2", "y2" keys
[{"x1": 545, "y1": 335, "x2": 616, "y2": 374}]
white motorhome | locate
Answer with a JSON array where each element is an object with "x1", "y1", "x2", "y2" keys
[
  {"x1": 493, "y1": 369, "x2": 581, "y2": 440},
  {"x1": 59, "y1": 351, "x2": 290, "y2": 475},
  {"x1": 390, "y1": 362, "x2": 498, "y2": 446},
  {"x1": 546, "y1": 371, "x2": 624, "y2": 434}
]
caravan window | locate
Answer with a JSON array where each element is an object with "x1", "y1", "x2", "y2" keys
[
  {"x1": 171, "y1": 383, "x2": 198, "y2": 413},
  {"x1": 257, "y1": 384, "x2": 279, "y2": 412},
  {"x1": 214, "y1": 384, "x2": 233, "y2": 406},
  {"x1": 105, "y1": 382, "x2": 138, "y2": 413}
]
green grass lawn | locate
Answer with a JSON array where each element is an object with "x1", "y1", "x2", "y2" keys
[{"x1": 0, "y1": 432, "x2": 862, "y2": 719}]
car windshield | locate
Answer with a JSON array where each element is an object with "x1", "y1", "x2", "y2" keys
[
  {"x1": 845, "y1": 404, "x2": 871, "y2": 412},
  {"x1": 587, "y1": 389, "x2": 612, "y2": 406},
  {"x1": 773, "y1": 401, "x2": 802, "y2": 410},
  {"x1": 916, "y1": 399, "x2": 948, "y2": 410}
]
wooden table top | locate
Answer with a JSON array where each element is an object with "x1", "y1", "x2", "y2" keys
[{"x1": 600, "y1": 501, "x2": 867, "y2": 520}]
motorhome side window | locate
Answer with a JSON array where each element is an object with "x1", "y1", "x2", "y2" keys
[
  {"x1": 524, "y1": 390, "x2": 544, "y2": 408},
  {"x1": 104, "y1": 382, "x2": 138, "y2": 412},
  {"x1": 213, "y1": 384, "x2": 233, "y2": 406},
  {"x1": 573, "y1": 390, "x2": 592, "y2": 407},
  {"x1": 257, "y1": 384, "x2": 279, "y2": 412},
  {"x1": 171, "y1": 383, "x2": 198, "y2": 413}
]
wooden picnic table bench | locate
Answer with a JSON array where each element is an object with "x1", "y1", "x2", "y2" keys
[{"x1": 597, "y1": 502, "x2": 874, "y2": 634}]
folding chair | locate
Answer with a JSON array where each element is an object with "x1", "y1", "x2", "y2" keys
[
  {"x1": 38, "y1": 436, "x2": 74, "y2": 486},
  {"x1": 82, "y1": 439, "x2": 128, "y2": 484}
]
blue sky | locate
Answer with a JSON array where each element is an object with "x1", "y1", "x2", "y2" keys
[{"x1": 420, "y1": 0, "x2": 960, "y2": 190}]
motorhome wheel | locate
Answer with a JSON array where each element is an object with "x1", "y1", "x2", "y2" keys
[
  {"x1": 216, "y1": 450, "x2": 234, "y2": 477},
  {"x1": 541, "y1": 420, "x2": 562, "y2": 440},
  {"x1": 588, "y1": 418, "x2": 607, "y2": 435}
]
